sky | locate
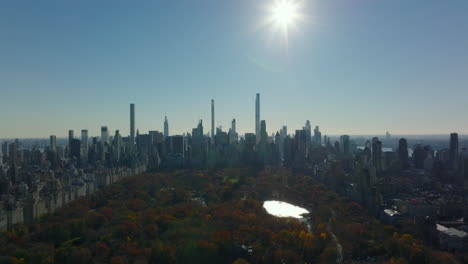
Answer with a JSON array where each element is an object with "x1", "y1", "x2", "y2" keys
[{"x1": 1, "y1": 0, "x2": 468, "y2": 138}]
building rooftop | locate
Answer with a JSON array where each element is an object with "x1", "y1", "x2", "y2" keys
[
  {"x1": 437, "y1": 224, "x2": 448, "y2": 232},
  {"x1": 445, "y1": 228, "x2": 467, "y2": 238},
  {"x1": 384, "y1": 209, "x2": 400, "y2": 217},
  {"x1": 438, "y1": 224, "x2": 468, "y2": 238}
]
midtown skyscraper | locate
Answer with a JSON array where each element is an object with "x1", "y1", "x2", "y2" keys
[
  {"x1": 164, "y1": 116, "x2": 169, "y2": 139},
  {"x1": 101, "y1": 126, "x2": 109, "y2": 143},
  {"x1": 313, "y1": 126, "x2": 322, "y2": 144},
  {"x1": 259, "y1": 120, "x2": 267, "y2": 144},
  {"x1": 231, "y1": 118, "x2": 236, "y2": 134},
  {"x1": 81, "y1": 129, "x2": 88, "y2": 161},
  {"x1": 68, "y1": 130, "x2": 74, "y2": 149},
  {"x1": 68, "y1": 130, "x2": 74, "y2": 158},
  {"x1": 211, "y1": 99, "x2": 215, "y2": 142},
  {"x1": 114, "y1": 130, "x2": 121, "y2": 161},
  {"x1": 398, "y1": 138, "x2": 409, "y2": 169},
  {"x1": 281, "y1": 126, "x2": 287, "y2": 139},
  {"x1": 449, "y1": 132, "x2": 459, "y2": 171},
  {"x1": 304, "y1": 120, "x2": 311, "y2": 145},
  {"x1": 49, "y1": 135, "x2": 56, "y2": 152},
  {"x1": 372, "y1": 137, "x2": 383, "y2": 171},
  {"x1": 130, "y1": 103, "x2": 135, "y2": 144},
  {"x1": 229, "y1": 118, "x2": 238, "y2": 143},
  {"x1": 255, "y1": 93, "x2": 260, "y2": 144}
]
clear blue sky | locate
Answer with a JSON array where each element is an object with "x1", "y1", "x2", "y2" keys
[{"x1": 1, "y1": 0, "x2": 467, "y2": 138}]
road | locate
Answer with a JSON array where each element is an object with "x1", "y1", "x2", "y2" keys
[{"x1": 327, "y1": 209, "x2": 343, "y2": 264}]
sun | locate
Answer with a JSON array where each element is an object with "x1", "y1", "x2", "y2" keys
[
  {"x1": 271, "y1": 0, "x2": 299, "y2": 29},
  {"x1": 266, "y1": 0, "x2": 304, "y2": 42}
]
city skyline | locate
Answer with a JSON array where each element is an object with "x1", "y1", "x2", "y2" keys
[
  {"x1": 1, "y1": 95, "x2": 467, "y2": 140},
  {"x1": 1, "y1": 1, "x2": 468, "y2": 261},
  {"x1": 2, "y1": 0, "x2": 468, "y2": 138}
]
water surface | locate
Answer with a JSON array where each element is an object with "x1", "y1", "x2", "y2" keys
[{"x1": 263, "y1": 200, "x2": 309, "y2": 219}]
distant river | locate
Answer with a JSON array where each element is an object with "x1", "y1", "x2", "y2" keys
[{"x1": 357, "y1": 146, "x2": 414, "y2": 157}]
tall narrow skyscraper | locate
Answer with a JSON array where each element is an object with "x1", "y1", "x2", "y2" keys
[
  {"x1": 449, "y1": 132, "x2": 459, "y2": 171},
  {"x1": 49, "y1": 135, "x2": 57, "y2": 152},
  {"x1": 81, "y1": 129, "x2": 89, "y2": 161},
  {"x1": 372, "y1": 137, "x2": 382, "y2": 171},
  {"x1": 255, "y1": 93, "x2": 260, "y2": 143},
  {"x1": 68, "y1": 130, "x2": 74, "y2": 147},
  {"x1": 304, "y1": 120, "x2": 311, "y2": 145},
  {"x1": 231, "y1": 118, "x2": 236, "y2": 134},
  {"x1": 260, "y1": 120, "x2": 267, "y2": 144},
  {"x1": 164, "y1": 116, "x2": 169, "y2": 139},
  {"x1": 130, "y1": 103, "x2": 135, "y2": 144},
  {"x1": 114, "y1": 130, "x2": 121, "y2": 161},
  {"x1": 68, "y1": 130, "x2": 74, "y2": 158},
  {"x1": 211, "y1": 99, "x2": 215, "y2": 141},
  {"x1": 229, "y1": 118, "x2": 238, "y2": 144}
]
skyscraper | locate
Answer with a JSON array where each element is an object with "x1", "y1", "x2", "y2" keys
[
  {"x1": 413, "y1": 144, "x2": 425, "y2": 169},
  {"x1": 231, "y1": 118, "x2": 236, "y2": 134},
  {"x1": 81, "y1": 129, "x2": 88, "y2": 161},
  {"x1": 192, "y1": 119, "x2": 204, "y2": 139},
  {"x1": 304, "y1": 120, "x2": 311, "y2": 145},
  {"x1": 260, "y1": 120, "x2": 267, "y2": 144},
  {"x1": 449, "y1": 132, "x2": 459, "y2": 171},
  {"x1": 8, "y1": 143, "x2": 17, "y2": 165},
  {"x1": 171, "y1": 136, "x2": 184, "y2": 156},
  {"x1": 101, "y1": 126, "x2": 109, "y2": 143},
  {"x1": 295, "y1": 129, "x2": 307, "y2": 150},
  {"x1": 68, "y1": 130, "x2": 74, "y2": 158},
  {"x1": 70, "y1": 139, "x2": 81, "y2": 160},
  {"x1": 255, "y1": 93, "x2": 260, "y2": 143},
  {"x1": 68, "y1": 130, "x2": 74, "y2": 147},
  {"x1": 130, "y1": 103, "x2": 135, "y2": 144},
  {"x1": 211, "y1": 99, "x2": 215, "y2": 142},
  {"x1": 313, "y1": 126, "x2": 322, "y2": 144},
  {"x1": 398, "y1": 138, "x2": 409, "y2": 169},
  {"x1": 229, "y1": 118, "x2": 238, "y2": 144},
  {"x1": 372, "y1": 137, "x2": 382, "y2": 171},
  {"x1": 281, "y1": 126, "x2": 287, "y2": 139},
  {"x1": 1, "y1": 142, "x2": 7, "y2": 158},
  {"x1": 49, "y1": 135, "x2": 57, "y2": 152},
  {"x1": 164, "y1": 116, "x2": 169, "y2": 139},
  {"x1": 114, "y1": 130, "x2": 121, "y2": 161},
  {"x1": 340, "y1": 135, "x2": 350, "y2": 154}
]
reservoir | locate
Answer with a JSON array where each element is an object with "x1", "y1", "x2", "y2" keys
[{"x1": 263, "y1": 200, "x2": 309, "y2": 219}]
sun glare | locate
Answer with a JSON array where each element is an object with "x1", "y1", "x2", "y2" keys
[
  {"x1": 267, "y1": 0, "x2": 303, "y2": 42},
  {"x1": 271, "y1": 0, "x2": 299, "y2": 28}
]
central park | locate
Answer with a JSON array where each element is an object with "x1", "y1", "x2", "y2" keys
[{"x1": 0, "y1": 167, "x2": 457, "y2": 264}]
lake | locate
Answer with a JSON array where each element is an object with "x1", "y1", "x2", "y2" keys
[{"x1": 263, "y1": 200, "x2": 309, "y2": 218}]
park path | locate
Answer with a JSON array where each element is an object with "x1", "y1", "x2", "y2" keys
[{"x1": 327, "y1": 209, "x2": 343, "y2": 264}]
